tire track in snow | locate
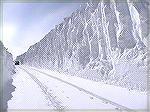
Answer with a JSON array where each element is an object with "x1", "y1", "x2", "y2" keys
[
  {"x1": 23, "y1": 66, "x2": 136, "y2": 112},
  {"x1": 19, "y1": 67, "x2": 65, "y2": 112}
]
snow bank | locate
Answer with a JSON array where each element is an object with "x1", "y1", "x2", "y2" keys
[
  {"x1": 0, "y1": 41, "x2": 16, "y2": 111},
  {"x1": 16, "y1": 0, "x2": 149, "y2": 91}
]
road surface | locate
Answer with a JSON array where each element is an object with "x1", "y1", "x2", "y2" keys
[{"x1": 8, "y1": 65, "x2": 146, "y2": 112}]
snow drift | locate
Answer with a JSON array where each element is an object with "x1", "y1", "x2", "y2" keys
[
  {"x1": 0, "y1": 41, "x2": 16, "y2": 111},
  {"x1": 16, "y1": 0, "x2": 149, "y2": 91}
]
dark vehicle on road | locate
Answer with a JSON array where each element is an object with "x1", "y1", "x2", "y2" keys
[{"x1": 15, "y1": 61, "x2": 19, "y2": 65}]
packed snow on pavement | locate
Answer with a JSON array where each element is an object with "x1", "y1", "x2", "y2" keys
[{"x1": 8, "y1": 65, "x2": 147, "y2": 110}]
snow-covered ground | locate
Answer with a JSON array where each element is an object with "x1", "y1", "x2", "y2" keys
[
  {"x1": 8, "y1": 67, "x2": 51, "y2": 109},
  {"x1": 8, "y1": 65, "x2": 147, "y2": 111}
]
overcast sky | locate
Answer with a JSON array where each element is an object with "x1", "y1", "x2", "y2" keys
[{"x1": 2, "y1": 2, "x2": 81, "y2": 59}]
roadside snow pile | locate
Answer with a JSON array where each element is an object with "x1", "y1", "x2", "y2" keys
[
  {"x1": 16, "y1": 0, "x2": 149, "y2": 91},
  {"x1": 0, "y1": 41, "x2": 16, "y2": 111},
  {"x1": 77, "y1": 52, "x2": 147, "y2": 91}
]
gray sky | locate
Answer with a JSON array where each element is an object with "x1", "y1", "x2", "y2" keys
[{"x1": 2, "y1": 2, "x2": 81, "y2": 59}]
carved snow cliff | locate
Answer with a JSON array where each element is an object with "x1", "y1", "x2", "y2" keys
[
  {"x1": 16, "y1": 0, "x2": 149, "y2": 91},
  {"x1": 0, "y1": 41, "x2": 16, "y2": 111}
]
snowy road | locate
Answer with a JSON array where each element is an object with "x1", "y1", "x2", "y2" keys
[{"x1": 8, "y1": 65, "x2": 147, "y2": 111}]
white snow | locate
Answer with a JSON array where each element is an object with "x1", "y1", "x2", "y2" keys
[
  {"x1": 16, "y1": 1, "x2": 148, "y2": 93},
  {"x1": 8, "y1": 66, "x2": 118, "y2": 110},
  {"x1": 8, "y1": 66, "x2": 52, "y2": 109},
  {"x1": 21, "y1": 67, "x2": 116, "y2": 109},
  {"x1": 8, "y1": 65, "x2": 147, "y2": 110}
]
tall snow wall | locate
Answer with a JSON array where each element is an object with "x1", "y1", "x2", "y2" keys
[
  {"x1": 0, "y1": 41, "x2": 16, "y2": 111},
  {"x1": 16, "y1": 0, "x2": 149, "y2": 91}
]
